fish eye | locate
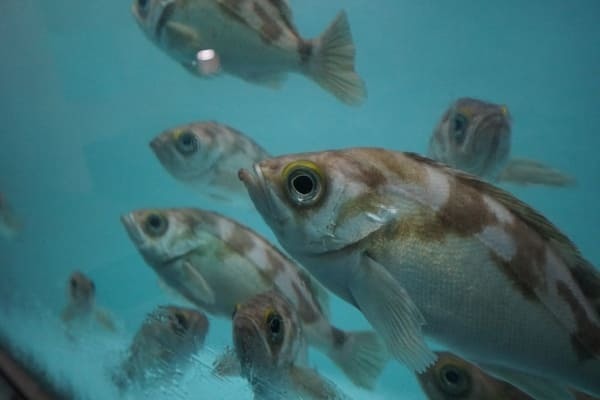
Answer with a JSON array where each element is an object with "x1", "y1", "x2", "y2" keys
[
  {"x1": 173, "y1": 312, "x2": 189, "y2": 331},
  {"x1": 283, "y1": 161, "x2": 324, "y2": 207},
  {"x1": 175, "y1": 131, "x2": 198, "y2": 155},
  {"x1": 437, "y1": 364, "x2": 471, "y2": 395},
  {"x1": 70, "y1": 278, "x2": 77, "y2": 289},
  {"x1": 143, "y1": 213, "x2": 168, "y2": 237},
  {"x1": 452, "y1": 113, "x2": 468, "y2": 145},
  {"x1": 265, "y1": 310, "x2": 284, "y2": 345}
]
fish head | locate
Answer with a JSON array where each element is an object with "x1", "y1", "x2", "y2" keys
[
  {"x1": 68, "y1": 271, "x2": 95, "y2": 306},
  {"x1": 121, "y1": 208, "x2": 209, "y2": 266},
  {"x1": 416, "y1": 352, "x2": 476, "y2": 399},
  {"x1": 428, "y1": 98, "x2": 511, "y2": 178},
  {"x1": 233, "y1": 290, "x2": 303, "y2": 376},
  {"x1": 239, "y1": 149, "x2": 419, "y2": 256},
  {"x1": 131, "y1": 0, "x2": 177, "y2": 44},
  {"x1": 150, "y1": 122, "x2": 223, "y2": 183},
  {"x1": 157, "y1": 305, "x2": 209, "y2": 343}
]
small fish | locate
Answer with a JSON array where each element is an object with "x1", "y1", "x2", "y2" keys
[
  {"x1": 417, "y1": 352, "x2": 600, "y2": 400},
  {"x1": 428, "y1": 98, "x2": 575, "y2": 186},
  {"x1": 150, "y1": 121, "x2": 270, "y2": 202},
  {"x1": 0, "y1": 192, "x2": 22, "y2": 239},
  {"x1": 233, "y1": 290, "x2": 350, "y2": 400},
  {"x1": 121, "y1": 208, "x2": 388, "y2": 389},
  {"x1": 113, "y1": 305, "x2": 209, "y2": 390},
  {"x1": 239, "y1": 148, "x2": 600, "y2": 399},
  {"x1": 61, "y1": 271, "x2": 117, "y2": 334},
  {"x1": 131, "y1": 0, "x2": 366, "y2": 105}
]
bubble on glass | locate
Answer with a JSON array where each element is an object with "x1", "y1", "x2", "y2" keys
[{"x1": 195, "y1": 49, "x2": 220, "y2": 76}]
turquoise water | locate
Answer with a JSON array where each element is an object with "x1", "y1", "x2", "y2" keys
[{"x1": 0, "y1": 0, "x2": 599, "y2": 399}]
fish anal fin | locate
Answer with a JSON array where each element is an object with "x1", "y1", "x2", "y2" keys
[
  {"x1": 240, "y1": 71, "x2": 287, "y2": 89},
  {"x1": 480, "y1": 363, "x2": 574, "y2": 400},
  {"x1": 348, "y1": 253, "x2": 436, "y2": 372},
  {"x1": 498, "y1": 158, "x2": 576, "y2": 187}
]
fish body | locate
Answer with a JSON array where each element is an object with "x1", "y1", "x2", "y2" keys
[
  {"x1": 428, "y1": 98, "x2": 574, "y2": 186},
  {"x1": 131, "y1": 0, "x2": 366, "y2": 105},
  {"x1": 239, "y1": 147, "x2": 600, "y2": 398},
  {"x1": 0, "y1": 193, "x2": 21, "y2": 239},
  {"x1": 61, "y1": 271, "x2": 117, "y2": 334},
  {"x1": 150, "y1": 121, "x2": 270, "y2": 202},
  {"x1": 121, "y1": 208, "x2": 387, "y2": 389},
  {"x1": 233, "y1": 290, "x2": 349, "y2": 400},
  {"x1": 114, "y1": 305, "x2": 209, "y2": 390}
]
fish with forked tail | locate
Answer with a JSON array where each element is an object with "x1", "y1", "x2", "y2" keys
[
  {"x1": 121, "y1": 207, "x2": 388, "y2": 389},
  {"x1": 428, "y1": 97, "x2": 575, "y2": 186},
  {"x1": 131, "y1": 0, "x2": 366, "y2": 105},
  {"x1": 232, "y1": 290, "x2": 351, "y2": 400},
  {"x1": 239, "y1": 147, "x2": 600, "y2": 399}
]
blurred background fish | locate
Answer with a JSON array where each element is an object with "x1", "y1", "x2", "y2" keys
[
  {"x1": 428, "y1": 98, "x2": 575, "y2": 186},
  {"x1": 232, "y1": 290, "x2": 350, "y2": 400},
  {"x1": 131, "y1": 0, "x2": 366, "y2": 104},
  {"x1": 0, "y1": 192, "x2": 22, "y2": 239},
  {"x1": 150, "y1": 121, "x2": 270, "y2": 203},
  {"x1": 121, "y1": 207, "x2": 388, "y2": 389}
]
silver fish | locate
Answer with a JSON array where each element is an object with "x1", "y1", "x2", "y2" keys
[
  {"x1": 131, "y1": 0, "x2": 366, "y2": 105},
  {"x1": 233, "y1": 290, "x2": 350, "y2": 400},
  {"x1": 417, "y1": 351, "x2": 599, "y2": 400},
  {"x1": 113, "y1": 305, "x2": 209, "y2": 390},
  {"x1": 0, "y1": 192, "x2": 22, "y2": 239},
  {"x1": 61, "y1": 271, "x2": 117, "y2": 334},
  {"x1": 428, "y1": 98, "x2": 575, "y2": 186},
  {"x1": 239, "y1": 148, "x2": 600, "y2": 399},
  {"x1": 150, "y1": 121, "x2": 270, "y2": 202},
  {"x1": 121, "y1": 207, "x2": 388, "y2": 389}
]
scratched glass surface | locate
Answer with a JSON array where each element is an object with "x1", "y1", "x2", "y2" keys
[{"x1": 0, "y1": 0, "x2": 599, "y2": 399}]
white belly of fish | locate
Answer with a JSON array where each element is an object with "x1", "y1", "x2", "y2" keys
[{"x1": 375, "y1": 234, "x2": 599, "y2": 389}]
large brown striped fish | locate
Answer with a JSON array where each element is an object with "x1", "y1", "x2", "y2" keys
[
  {"x1": 239, "y1": 147, "x2": 600, "y2": 399},
  {"x1": 121, "y1": 207, "x2": 388, "y2": 389},
  {"x1": 132, "y1": 0, "x2": 366, "y2": 105},
  {"x1": 428, "y1": 98, "x2": 575, "y2": 186}
]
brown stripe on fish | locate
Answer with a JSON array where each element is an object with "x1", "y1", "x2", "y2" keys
[
  {"x1": 224, "y1": 225, "x2": 257, "y2": 256},
  {"x1": 383, "y1": 209, "x2": 448, "y2": 243},
  {"x1": 155, "y1": 1, "x2": 177, "y2": 41},
  {"x1": 253, "y1": 2, "x2": 283, "y2": 44},
  {"x1": 568, "y1": 262, "x2": 600, "y2": 318},
  {"x1": 556, "y1": 281, "x2": 600, "y2": 361},
  {"x1": 217, "y1": 2, "x2": 250, "y2": 29},
  {"x1": 291, "y1": 281, "x2": 320, "y2": 323},
  {"x1": 489, "y1": 252, "x2": 537, "y2": 301},
  {"x1": 337, "y1": 152, "x2": 389, "y2": 190}
]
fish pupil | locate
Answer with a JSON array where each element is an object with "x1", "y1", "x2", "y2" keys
[
  {"x1": 149, "y1": 215, "x2": 162, "y2": 229},
  {"x1": 176, "y1": 132, "x2": 198, "y2": 155},
  {"x1": 292, "y1": 174, "x2": 314, "y2": 195},
  {"x1": 452, "y1": 114, "x2": 468, "y2": 145},
  {"x1": 70, "y1": 278, "x2": 77, "y2": 289},
  {"x1": 444, "y1": 370, "x2": 459, "y2": 384},
  {"x1": 144, "y1": 213, "x2": 168, "y2": 237}
]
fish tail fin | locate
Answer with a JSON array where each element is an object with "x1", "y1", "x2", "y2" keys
[
  {"x1": 308, "y1": 11, "x2": 367, "y2": 105},
  {"x1": 498, "y1": 158, "x2": 576, "y2": 187},
  {"x1": 328, "y1": 329, "x2": 389, "y2": 389}
]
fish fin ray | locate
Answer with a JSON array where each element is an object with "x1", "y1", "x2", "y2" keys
[
  {"x1": 498, "y1": 157, "x2": 576, "y2": 187},
  {"x1": 182, "y1": 261, "x2": 216, "y2": 305},
  {"x1": 348, "y1": 254, "x2": 436, "y2": 372},
  {"x1": 328, "y1": 329, "x2": 389, "y2": 389},
  {"x1": 479, "y1": 363, "x2": 575, "y2": 400},
  {"x1": 307, "y1": 11, "x2": 366, "y2": 105}
]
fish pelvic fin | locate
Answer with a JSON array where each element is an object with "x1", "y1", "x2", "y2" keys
[
  {"x1": 498, "y1": 157, "x2": 576, "y2": 187},
  {"x1": 182, "y1": 260, "x2": 217, "y2": 306},
  {"x1": 349, "y1": 254, "x2": 436, "y2": 373},
  {"x1": 327, "y1": 329, "x2": 389, "y2": 390},
  {"x1": 307, "y1": 11, "x2": 367, "y2": 106}
]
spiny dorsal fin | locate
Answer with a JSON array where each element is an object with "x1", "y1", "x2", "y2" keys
[{"x1": 405, "y1": 151, "x2": 600, "y2": 318}]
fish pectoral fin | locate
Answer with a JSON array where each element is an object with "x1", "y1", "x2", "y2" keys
[
  {"x1": 479, "y1": 363, "x2": 574, "y2": 400},
  {"x1": 498, "y1": 157, "x2": 576, "y2": 187},
  {"x1": 181, "y1": 261, "x2": 216, "y2": 305},
  {"x1": 94, "y1": 308, "x2": 117, "y2": 333},
  {"x1": 289, "y1": 365, "x2": 347, "y2": 400},
  {"x1": 212, "y1": 347, "x2": 241, "y2": 377},
  {"x1": 348, "y1": 254, "x2": 436, "y2": 373}
]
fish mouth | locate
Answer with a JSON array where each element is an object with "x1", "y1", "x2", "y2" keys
[
  {"x1": 120, "y1": 213, "x2": 146, "y2": 247},
  {"x1": 238, "y1": 164, "x2": 274, "y2": 217}
]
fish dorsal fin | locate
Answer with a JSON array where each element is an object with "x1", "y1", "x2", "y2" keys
[
  {"x1": 217, "y1": 0, "x2": 299, "y2": 44},
  {"x1": 297, "y1": 268, "x2": 330, "y2": 319},
  {"x1": 405, "y1": 152, "x2": 600, "y2": 317}
]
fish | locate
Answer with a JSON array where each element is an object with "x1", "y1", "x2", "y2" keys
[
  {"x1": 0, "y1": 192, "x2": 22, "y2": 239},
  {"x1": 113, "y1": 305, "x2": 209, "y2": 390},
  {"x1": 131, "y1": 0, "x2": 366, "y2": 105},
  {"x1": 417, "y1": 351, "x2": 600, "y2": 400},
  {"x1": 428, "y1": 98, "x2": 575, "y2": 186},
  {"x1": 232, "y1": 290, "x2": 350, "y2": 400},
  {"x1": 239, "y1": 147, "x2": 600, "y2": 399},
  {"x1": 150, "y1": 121, "x2": 270, "y2": 202},
  {"x1": 121, "y1": 207, "x2": 388, "y2": 389},
  {"x1": 61, "y1": 271, "x2": 117, "y2": 334}
]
